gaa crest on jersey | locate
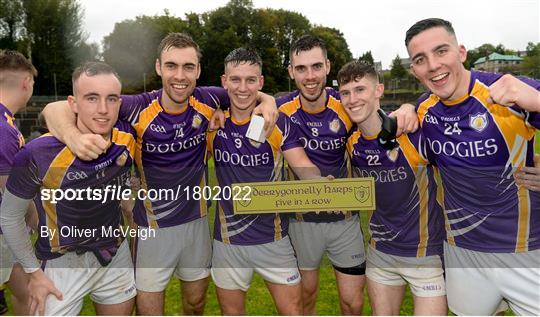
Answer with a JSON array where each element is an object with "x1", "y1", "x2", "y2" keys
[
  {"x1": 192, "y1": 114, "x2": 202, "y2": 129},
  {"x1": 115, "y1": 150, "x2": 129, "y2": 166},
  {"x1": 387, "y1": 147, "x2": 400, "y2": 162},
  {"x1": 329, "y1": 119, "x2": 340, "y2": 133},
  {"x1": 469, "y1": 113, "x2": 488, "y2": 132}
]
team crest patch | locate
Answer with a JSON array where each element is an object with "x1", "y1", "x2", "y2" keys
[
  {"x1": 192, "y1": 114, "x2": 202, "y2": 129},
  {"x1": 238, "y1": 187, "x2": 252, "y2": 207},
  {"x1": 115, "y1": 150, "x2": 129, "y2": 166},
  {"x1": 469, "y1": 113, "x2": 488, "y2": 132},
  {"x1": 387, "y1": 147, "x2": 400, "y2": 162},
  {"x1": 329, "y1": 119, "x2": 340, "y2": 133},
  {"x1": 249, "y1": 139, "x2": 262, "y2": 148},
  {"x1": 354, "y1": 186, "x2": 370, "y2": 203}
]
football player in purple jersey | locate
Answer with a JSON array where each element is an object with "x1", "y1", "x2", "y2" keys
[
  {"x1": 1, "y1": 62, "x2": 137, "y2": 315},
  {"x1": 0, "y1": 50, "x2": 38, "y2": 315},
  {"x1": 406, "y1": 18, "x2": 540, "y2": 315},
  {"x1": 208, "y1": 47, "x2": 326, "y2": 315},
  {"x1": 339, "y1": 60, "x2": 447, "y2": 315},
  {"x1": 276, "y1": 36, "x2": 367, "y2": 315}
]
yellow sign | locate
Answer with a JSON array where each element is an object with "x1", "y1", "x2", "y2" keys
[{"x1": 232, "y1": 178, "x2": 375, "y2": 214}]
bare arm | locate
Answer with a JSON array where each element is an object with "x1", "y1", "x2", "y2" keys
[
  {"x1": 253, "y1": 92, "x2": 279, "y2": 137},
  {"x1": 208, "y1": 108, "x2": 226, "y2": 131},
  {"x1": 515, "y1": 154, "x2": 540, "y2": 192},
  {"x1": 42, "y1": 101, "x2": 108, "y2": 160},
  {"x1": 488, "y1": 74, "x2": 540, "y2": 112},
  {"x1": 282, "y1": 147, "x2": 322, "y2": 180},
  {"x1": 389, "y1": 103, "x2": 419, "y2": 136}
]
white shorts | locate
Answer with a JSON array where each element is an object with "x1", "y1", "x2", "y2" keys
[
  {"x1": 288, "y1": 214, "x2": 365, "y2": 270},
  {"x1": 444, "y1": 242, "x2": 540, "y2": 316},
  {"x1": 211, "y1": 237, "x2": 301, "y2": 292},
  {"x1": 366, "y1": 245, "x2": 446, "y2": 297},
  {"x1": 0, "y1": 234, "x2": 13, "y2": 284},
  {"x1": 42, "y1": 240, "x2": 136, "y2": 315},
  {"x1": 134, "y1": 217, "x2": 212, "y2": 292}
]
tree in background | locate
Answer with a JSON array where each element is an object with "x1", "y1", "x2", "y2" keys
[
  {"x1": 358, "y1": 51, "x2": 374, "y2": 65},
  {"x1": 0, "y1": 0, "x2": 25, "y2": 50},
  {"x1": 102, "y1": 0, "x2": 350, "y2": 93},
  {"x1": 24, "y1": 0, "x2": 95, "y2": 95},
  {"x1": 0, "y1": 0, "x2": 95, "y2": 95},
  {"x1": 390, "y1": 54, "x2": 407, "y2": 79},
  {"x1": 250, "y1": 8, "x2": 311, "y2": 92},
  {"x1": 311, "y1": 26, "x2": 352, "y2": 87},
  {"x1": 103, "y1": 12, "x2": 187, "y2": 93},
  {"x1": 1, "y1": 0, "x2": 353, "y2": 95},
  {"x1": 520, "y1": 42, "x2": 540, "y2": 79},
  {"x1": 197, "y1": 0, "x2": 254, "y2": 86},
  {"x1": 464, "y1": 43, "x2": 516, "y2": 69}
]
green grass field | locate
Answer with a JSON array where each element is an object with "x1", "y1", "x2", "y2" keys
[{"x1": 3, "y1": 132, "x2": 539, "y2": 315}]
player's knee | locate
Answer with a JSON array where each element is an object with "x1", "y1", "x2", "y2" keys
[
  {"x1": 338, "y1": 288, "x2": 364, "y2": 314},
  {"x1": 302, "y1": 284, "x2": 318, "y2": 302},
  {"x1": 341, "y1": 296, "x2": 364, "y2": 315},
  {"x1": 184, "y1": 292, "x2": 206, "y2": 313}
]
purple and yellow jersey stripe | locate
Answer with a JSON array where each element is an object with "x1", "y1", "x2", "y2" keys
[
  {"x1": 6, "y1": 121, "x2": 136, "y2": 260},
  {"x1": 416, "y1": 70, "x2": 540, "y2": 253},
  {"x1": 0, "y1": 103, "x2": 25, "y2": 175},
  {"x1": 208, "y1": 112, "x2": 301, "y2": 245},
  {"x1": 119, "y1": 87, "x2": 229, "y2": 229},
  {"x1": 347, "y1": 129, "x2": 444, "y2": 257},
  {"x1": 277, "y1": 88, "x2": 353, "y2": 223},
  {"x1": 0, "y1": 103, "x2": 25, "y2": 234}
]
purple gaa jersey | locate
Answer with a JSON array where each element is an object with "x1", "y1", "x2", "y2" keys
[
  {"x1": 6, "y1": 121, "x2": 135, "y2": 261},
  {"x1": 417, "y1": 70, "x2": 540, "y2": 253},
  {"x1": 277, "y1": 88, "x2": 353, "y2": 222},
  {"x1": 0, "y1": 103, "x2": 25, "y2": 234},
  {"x1": 119, "y1": 87, "x2": 228, "y2": 229},
  {"x1": 208, "y1": 112, "x2": 302, "y2": 245},
  {"x1": 347, "y1": 129, "x2": 444, "y2": 257}
]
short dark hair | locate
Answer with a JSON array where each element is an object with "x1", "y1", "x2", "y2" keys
[
  {"x1": 337, "y1": 60, "x2": 378, "y2": 86},
  {"x1": 289, "y1": 35, "x2": 327, "y2": 63},
  {"x1": 0, "y1": 50, "x2": 37, "y2": 76},
  {"x1": 224, "y1": 47, "x2": 262, "y2": 71},
  {"x1": 71, "y1": 62, "x2": 121, "y2": 93},
  {"x1": 157, "y1": 32, "x2": 202, "y2": 62},
  {"x1": 405, "y1": 18, "x2": 455, "y2": 47}
]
